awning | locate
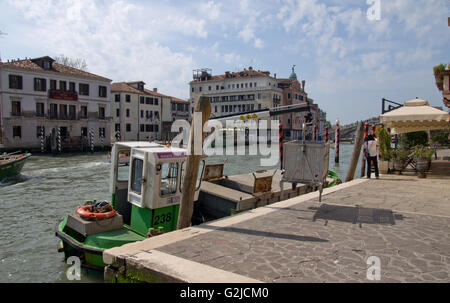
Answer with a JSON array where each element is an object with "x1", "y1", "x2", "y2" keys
[{"x1": 380, "y1": 98, "x2": 450, "y2": 134}]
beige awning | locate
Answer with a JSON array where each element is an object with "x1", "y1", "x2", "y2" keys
[{"x1": 380, "y1": 98, "x2": 450, "y2": 134}]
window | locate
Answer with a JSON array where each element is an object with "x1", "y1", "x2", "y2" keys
[
  {"x1": 140, "y1": 96, "x2": 145, "y2": 104},
  {"x1": 160, "y1": 162, "x2": 178, "y2": 196},
  {"x1": 126, "y1": 123, "x2": 131, "y2": 132},
  {"x1": 115, "y1": 94, "x2": 120, "y2": 102},
  {"x1": 11, "y1": 101, "x2": 21, "y2": 116},
  {"x1": 146, "y1": 124, "x2": 152, "y2": 132},
  {"x1": 254, "y1": 82, "x2": 257, "y2": 87},
  {"x1": 59, "y1": 104, "x2": 68, "y2": 119},
  {"x1": 257, "y1": 93, "x2": 261, "y2": 100},
  {"x1": 141, "y1": 110, "x2": 144, "y2": 118},
  {"x1": 126, "y1": 109, "x2": 130, "y2": 117},
  {"x1": 232, "y1": 84, "x2": 235, "y2": 88},
  {"x1": 258, "y1": 104, "x2": 261, "y2": 110},
  {"x1": 9, "y1": 75, "x2": 23, "y2": 89},
  {"x1": 216, "y1": 85, "x2": 219, "y2": 90},
  {"x1": 99, "y1": 107, "x2": 106, "y2": 119},
  {"x1": 199, "y1": 87, "x2": 202, "y2": 92},
  {"x1": 191, "y1": 87, "x2": 194, "y2": 92},
  {"x1": 154, "y1": 98, "x2": 158, "y2": 106},
  {"x1": 80, "y1": 106, "x2": 87, "y2": 119},
  {"x1": 116, "y1": 108, "x2": 120, "y2": 117},
  {"x1": 79, "y1": 83, "x2": 89, "y2": 95},
  {"x1": 60, "y1": 81, "x2": 67, "y2": 91},
  {"x1": 81, "y1": 127, "x2": 88, "y2": 137},
  {"x1": 50, "y1": 80, "x2": 57, "y2": 90},
  {"x1": 145, "y1": 97, "x2": 150, "y2": 104},
  {"x1": 208, "y1": 86, "x2": 211, "y2": 91},
  {"x1": 241, "y1": 83, "x2": 243, "y2": 88},
  {"x1": 50, "y1": 104, "x2": 58, "y2": 119},
  {"x1": 154, "y1": 125, "x2": 159, "y2": 132},
  {"x1": 250, "y1": 83, "x2": 252, "y2": 88},
  {"x1": 180, "y1": 160, "x2": 205, "y2": 191},
  {"x1": 34, "y1": 78, "x2": 47, "y2": 91},
  {"x1": 288, "y1": 93, "x2": 291, "y2": 99},
  {"x1": 245, "y1": 83, "x2": 248, "y2": 88},
  {"x1": 215, "y1": 106, "x2": 217, "y2": 112},
  {"x1": 125, "y1": 95, "x2": 130, "y2": 102},
  {"x1": 114, "y1": 124, "x2": 120, "y2": 132},
  {"x1": 36, "y1": 102, "x2": 45, "y2": 117},
  {"x1": 69, "y1": 105, "x2": 76, "y2": 119},
  {"x1": 13, "y1": 126, "x2": 21, "y2": 138},
  {"x1": 99, "y1": 86, "x2": 107, "y2": 97},
  {"x1": 69, "y1": 82, "x2": 76, "y2": 92},
  {"x1": 140, "y1": 124, "x2": 145, "y2": 132},
  {"x1": 130, "y1": 158, "x2": 144, "y2": 195}
]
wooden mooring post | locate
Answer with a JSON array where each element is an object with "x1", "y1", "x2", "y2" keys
[
  {"x1": 177, "y1": 96, "x2": 211, "y2": 230},
  {"x1": 345, "y1": 121, "x2": 364, "y2": 182}
]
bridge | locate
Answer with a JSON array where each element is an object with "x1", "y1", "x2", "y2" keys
[{"x1": 328, "y1": 116, "x2": 379, "y2": 140}]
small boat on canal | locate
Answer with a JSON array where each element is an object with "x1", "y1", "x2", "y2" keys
[{"x1": 0, "y1": 152, "x2": 32, "y2": 181}]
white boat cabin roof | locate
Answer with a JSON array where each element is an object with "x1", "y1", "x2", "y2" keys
[{"x1": 114, "y1": 141, "x2": 164, "y2": 149}]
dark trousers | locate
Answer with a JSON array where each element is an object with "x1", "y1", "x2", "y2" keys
[{"x1": 366, "y1": 156, "x2": 379, "y2": 178}]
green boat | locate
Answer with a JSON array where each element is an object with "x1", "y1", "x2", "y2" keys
[
  {"x1": 0, "y1": 152, "x2": 31, "y2": 181},
  {"x1": 55, "y1": 142, "x2": 206, "y2": 270}
]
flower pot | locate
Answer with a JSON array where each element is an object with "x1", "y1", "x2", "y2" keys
[
  {"x1": 378, "y1": 160, "x2": 389, "y2": 174},
  {"x1": 415, "y1": 157, "x2": 430, "y2": 178},
  {"x1": 393, "y1": 158, "x2": 404, "y2": 174}
]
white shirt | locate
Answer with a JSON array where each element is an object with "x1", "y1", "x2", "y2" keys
[{"x1": 366, "y1": 139, "x2": 378, "y2": 157}]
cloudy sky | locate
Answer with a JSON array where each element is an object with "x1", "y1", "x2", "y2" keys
[{"x1": 0, "y1": 0, "x2": 449, "y2": 123}]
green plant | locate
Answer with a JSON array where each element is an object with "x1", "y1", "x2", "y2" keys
[
  {"x1": 433, "y1": 63, "x2": 447, "y2": 73},
  {"x1": 413, "y1": 145, "x2": 434, "y2": 159},
  {"x1": 375, "y1": 126, "x2": 392, "y2": 161},
  {"x1": 391, "y1": 148, "x2": 410, "y2": 160},
  {"x1": 399, "y1": 131, "x2": 428, "y2": 149},
  {"x1": 431, "y1": 131, "x2": 450, "y2": 146}
]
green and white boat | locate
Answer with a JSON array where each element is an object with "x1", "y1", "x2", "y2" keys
[
  {"x1": 0, "y1": 152, "x2": 31, "y2": 181},
  {"x1": 55, "y1": 142, "x2": 206, "y2": 270}
]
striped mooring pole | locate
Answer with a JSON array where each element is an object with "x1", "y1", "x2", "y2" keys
[
  {"x1": 40, "y1": 126, "x2": 45, "y2": 153},
  {"x1": 360, "y1": 122, "x2": 370, "y2": 177},
  {"x1": 325, "y1": 126, "x2": 329, "y2": 142},
  {"x1": 313, "y1": 123, "x2": 317, "y2": 142},
  {"x1": 100, "y1": 128, "x2": 104, "y2": 150},
  {"x1": 116, "y1": 131, "x2": 121, "y2": 142},
  {"x1": 334, "y1": 120, "x2": 340, "y2": 163},
  {"x1": 89, "y1": 128, "x2": 94, "y2": 154},
  {"x1": 279, "y1": 122, "x2": 283, "y2": 169},
  {"x1": 371, "y1": 124, "x2": 376, "y2": 136},
  {"x1": 57, "y1": 126, "x2": 62, "y2": 153}
]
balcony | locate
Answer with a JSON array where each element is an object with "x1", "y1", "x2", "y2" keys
[
  {"x1": 48, "y1": 89, "x2": 78, "y2": 101},
  {"x1": 10, "y1": 111, "x2": 22, "y2": 117}
]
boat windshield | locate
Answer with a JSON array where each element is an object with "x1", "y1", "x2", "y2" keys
[
  {"x1": 180, "y1": 160, "x2": 205, "y2": 192},
  {"x1": 130, "y1": 158, "x2": 144, "y2": 195},
  {"x1": 160, "y1": 162, "x2": 178, "y2": 196}
]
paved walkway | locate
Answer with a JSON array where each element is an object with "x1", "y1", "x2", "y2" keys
[{"x1": 104, "y1": 175, "x2": 450, "y2": 283}]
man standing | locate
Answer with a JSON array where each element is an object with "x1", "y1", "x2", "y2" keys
[{"x1": 364, "y1": 134, "x2": 379, "y2": 179}]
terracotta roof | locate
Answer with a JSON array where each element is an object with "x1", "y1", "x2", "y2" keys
[
  {"x1": 111, "y1": 82, "x2": 187, "y2": 102},
  {"x1": 190, "y1": 68, "x2": 272, "y2": 83},
  {"x1": 0, "y1": 57, "x2": 111, "y2": 82},
  {"x1": 170, "y1": 96, "x2": 189, "y2": 103}
]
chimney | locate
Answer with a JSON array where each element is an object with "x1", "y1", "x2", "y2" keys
[
  {"x1": 153, "y1": 88, "x2": 157, "y2": 92},
  {"x1": 302, "y1": 80, "x2": 305, "y2": 91},
  {"x1": 274, "y1": 73, "x2": 277, "y2": 79}
]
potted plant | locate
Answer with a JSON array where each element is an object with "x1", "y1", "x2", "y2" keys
[
  {"x1": 413, "y1": 145, "x2": 434, "y2": 178},
  {"x1": 433, "y1": 64, "x2": 447, "y2": 91},
  {"x1": 375, "y1": 126, "x2": 393, "y2": 173},
  {"x1": 391, "y1": 148, "x2": 409, "y2": 174}
]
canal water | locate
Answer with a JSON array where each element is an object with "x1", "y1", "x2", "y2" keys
[{"x1": 0, "y1": 143, "x2": 360, "y2": 283}]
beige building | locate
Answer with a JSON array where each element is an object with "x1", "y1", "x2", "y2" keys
[
  {"x1": 189, "y1": 67, "x2": 283, "y2": 118},
  {"x1": 0, "y1": 56, "x2": 112, "y2": 152},
  {"x1": 111, "y1": 81, "x2": 190, "y2": 142}
]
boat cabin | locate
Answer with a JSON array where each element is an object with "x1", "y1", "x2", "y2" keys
[{"x1": 109, "y1": 142, "x2": 205, "y2": 236}]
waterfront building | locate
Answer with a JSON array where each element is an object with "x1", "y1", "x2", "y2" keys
[
  {"x1": 161, "y1": 96, "x2": 190, "y2": 141},
  {"x1": 0, "y1": 56, "x2": 112, "y2": 151},
  {"x1": 189, "y1": 67, "x2": 282, "y2": 119},
  {"x1": 111, "y1": 81, "x2": 190, "y2": 142},
  {"x1": 189, "y1": 66, "x2": 326, "y2": 140}
]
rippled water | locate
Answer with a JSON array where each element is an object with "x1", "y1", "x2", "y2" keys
[{"x1": 0, "y1": 143, "x2": 359, "y2": 283}]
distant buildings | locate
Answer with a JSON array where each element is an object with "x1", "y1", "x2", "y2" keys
[
  {"x1": 111, "y1": 81, "x2": 190, "y2": 142},
  {"x1": 189, "y1": 66, "x2": 327, "y2": 141},
  {"x1": 0, "y1": 56, "x2": 112, "y2": 151}
]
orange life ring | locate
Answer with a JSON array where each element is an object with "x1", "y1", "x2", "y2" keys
[{"x1": 76, "y1": 205, "x2": 116, "y2": 220}]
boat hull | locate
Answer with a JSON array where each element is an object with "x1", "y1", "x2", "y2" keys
[
  {"x1": 0, "y1": 153, "x2": 31, "y2": 181},
  {"x1": 55, "y1": 216, "x2": 145, "y2": 270}
]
